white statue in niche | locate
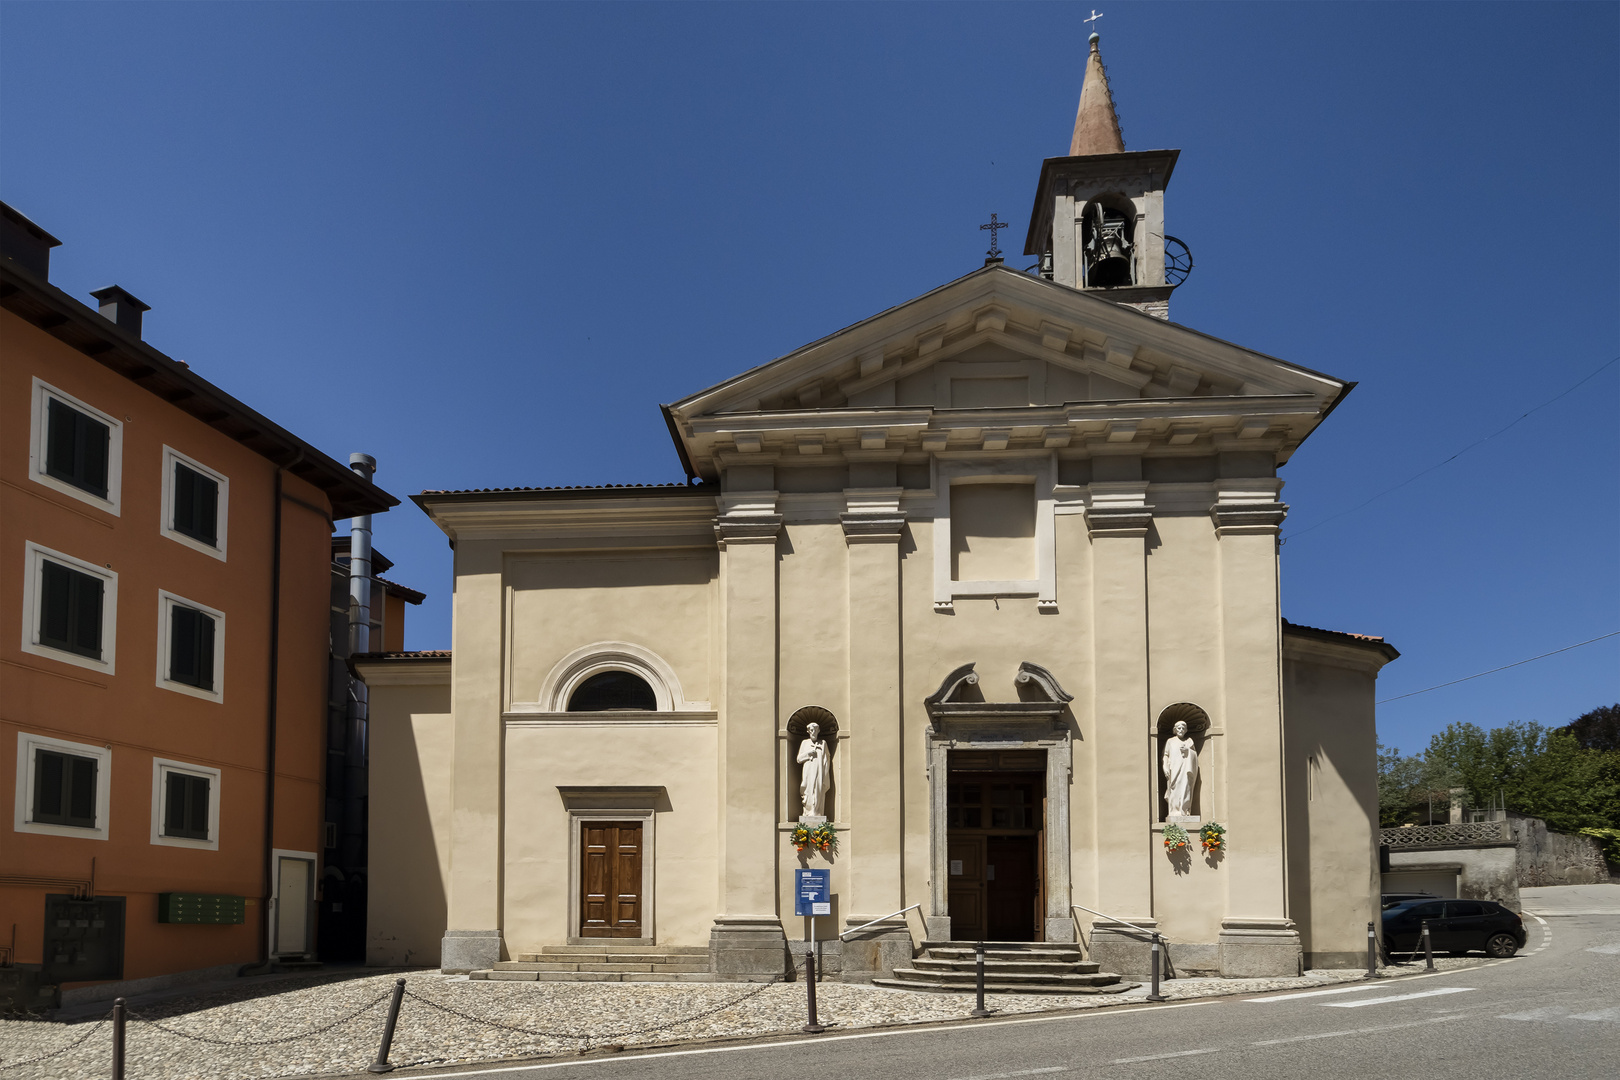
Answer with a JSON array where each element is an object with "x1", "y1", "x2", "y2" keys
[
  {"x1": 797, "y1": 722, "x2": 831, "y2": 821},
  {"x1": 1162, "y1": 719, "x2": 1199, "y2": 820}
]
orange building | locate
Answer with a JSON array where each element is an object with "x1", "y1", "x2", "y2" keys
[{"x1": 0, "y1": 202, "x2": 397, "y2": 1008}]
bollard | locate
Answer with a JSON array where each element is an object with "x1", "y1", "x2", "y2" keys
[
  {"x1": 1366, "y1": 922, "x2": 1378, "y2": 977},
  {"x1": 112, "y1": 997, "x2": 126, "y2": 1080},
  {"x1": 1421, "y1": 921, "x2": 1435, "y2": 971},
  {"x1": 970, "y1": 940, "x2": 993, "y2": 1018},
  {"x1": 802, "y1": 951, "x2": 825, "y2": 1034},
  {"x1": 1146, "y1": 933, "x2": 1166, "y2": 1002},
  {"x1": 367, "y1": 978, "x2": 407, "y2": 1074}
]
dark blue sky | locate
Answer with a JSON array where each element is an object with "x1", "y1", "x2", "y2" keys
[{"x1": 4, "y1": 2, "x2": 1615, "y2": 752}]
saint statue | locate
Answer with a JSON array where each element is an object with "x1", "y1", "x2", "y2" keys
[
  {"x1": 1161, "y1": 719, "x2": 1199, "y2": 819},
  {"x1": 797, "y1": 721, "x2": 831, "y2": 820}
]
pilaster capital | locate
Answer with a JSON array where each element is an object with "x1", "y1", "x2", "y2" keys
[
  {"x1": 1084, "y1": 481, "x2": 1153, "y2": 539},
  {"x1": 714, "y1": 515, "x2": 782, "y2": 544},
  {"x1": 840, "y1": 512, "x2": 906, "y2": 542},
  {"x1": 1209, "y1": 502, "x2": 1287, "y2": 535}
]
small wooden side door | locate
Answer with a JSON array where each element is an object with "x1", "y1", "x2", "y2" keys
[
  {"x1": 947, "y1": 834, "x2": 986, "y2": 941},
  {"x1": 580, "y1": 821, "x2": 643, "y2": 938}
]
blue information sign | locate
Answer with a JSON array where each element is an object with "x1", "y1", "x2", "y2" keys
[{"x1": 794, "y1": 869, "x2": 831, "y2": 917}]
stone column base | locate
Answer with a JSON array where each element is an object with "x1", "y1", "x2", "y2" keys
[
  {"x1": 440, "y1": 929, "x2": 502, "y2": 974},
  {"x1": 923, "y1": 914, "x2": 952, "y2": 942},
  {"x1": 1087, "y1": 918, "x2": 1157, "y2": 977},
  {"x1": 709, "y1": 916, "x2": 789, "y2": 981},
  {"x1": 838, "y1": 916, "x2": 915, "y2": 982},
  {"x1": 1044, "y1": 917, "x2": 1077, "y2": 944},
  {"x1": 1219, "y1": 918, "x2": 1302, "y2": 978}
]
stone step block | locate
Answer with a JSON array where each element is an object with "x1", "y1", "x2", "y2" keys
[
  {"x1": 872, "y1": 976, "x2": 1138, "y2": 996},
  {"x1": 886, "y1": 967, "x2": 1124, "y2": 987},
  {"x1": 912, "y1": 958, "x2": 1102, "y2": 976},
  {"x1": 926, "y1": 948, "x2": 1084, "y2": 963},
  {"x1": 534, "y1": 944, "x2": 709, "y2": 955}
]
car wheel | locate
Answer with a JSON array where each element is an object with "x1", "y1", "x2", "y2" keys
[{"x1": 1486, "y1": 933, "x2": 1519, "y2": 958}]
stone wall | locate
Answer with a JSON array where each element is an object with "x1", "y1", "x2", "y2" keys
[
  {"x1": 1509, "y1": 813, "x2": 1615, "y2": 886},
  {"x1": 1384, "y1": 841, "x2": 1520, "y2": 911}
]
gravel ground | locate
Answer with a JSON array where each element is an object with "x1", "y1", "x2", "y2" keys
[{"x1": 0, "y1": 957, "x2": 1490, "y2": 1080}]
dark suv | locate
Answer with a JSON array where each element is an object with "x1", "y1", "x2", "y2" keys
[{"x1": 1382, "y1": 898, "x2": 1527, "y2": 958}]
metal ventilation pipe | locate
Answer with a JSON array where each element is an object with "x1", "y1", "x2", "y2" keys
[{"x1": 344, "y1": 453, "x2": 376, "y2": 879}]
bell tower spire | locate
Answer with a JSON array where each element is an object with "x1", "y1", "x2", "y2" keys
[
  {"x1": 1070, "y1": 33, "x2": 1125, "y2": 156},
  {"x1": 1023, "y1": 31, "x2": 1189, "y2": 320}
]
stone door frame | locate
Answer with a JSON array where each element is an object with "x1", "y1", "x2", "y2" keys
[{"x1": 923, "y1": 662, "x2": 1074, "y2": 944}]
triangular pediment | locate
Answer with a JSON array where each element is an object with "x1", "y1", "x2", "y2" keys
[{"x1": 666, "y1": 265, "x2": 1347, "y2": 480}]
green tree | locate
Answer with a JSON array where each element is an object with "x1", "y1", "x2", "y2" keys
[
  {"x1": 1564, "y1": 703, "x2": 1620, "y2": 752},
  {"x1": 1423, "y1": 719, "x2": 1620, "y2": 832}
]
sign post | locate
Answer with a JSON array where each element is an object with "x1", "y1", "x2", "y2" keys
[{"x1": 795, "y1": 869, "x2": 832, "y2": 1034}]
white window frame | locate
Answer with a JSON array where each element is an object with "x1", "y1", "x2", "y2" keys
[
  {"x1": 14, "y1": 731, "x2": 113, "y2": 840},
  {"x1": 28, "y1": 377, "x2": 123, "y2": 516},
  {"x1": 931, "y1": 454, "x2": 1057, "y2": 612},
  {"x1": 160, "y1": 446, "x2": 229, "y2": 561},
  {"x1": 150, "y1": 757, "x2": 221, "y2": 850},
  {"x1": 156, "y1": 590, "x2": 225, "y2": 703},
  {"x1": 20, "y1": 541, "x2": 118, "y2": 675}
]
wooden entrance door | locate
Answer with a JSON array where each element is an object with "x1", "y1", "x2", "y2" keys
[
  {"x1": 580, "y1": 821, "x2": 643, "y2": 938},
  {"x1": 945, "y1": 752, "x2": 1044, "y2": 942}
]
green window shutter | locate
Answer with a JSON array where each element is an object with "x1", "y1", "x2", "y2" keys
[
  {"x1": 33, "y1": 749, "x2": 97, "y2": 828},
  {"x1": 164, "y1": 772, "x2": 210, "y2": 840},
  {"x1": 68, "y1": 756, "x2": 97, "y2": 825},
  {"x1": 169, "y1": 606, "x2": 215, "y2": 690},
  {"x1": 45, "y1": 398, "x2": 110, "y2": 498},
  {"x1": 39, "y1": 560, "x2": 103, "y2": 660},
  {"x1": 34, "y1": 750, "x2": 65, "y2": 820},
  {"x1": 173, "y1": 464, "x2": 219, "y2": 546}
]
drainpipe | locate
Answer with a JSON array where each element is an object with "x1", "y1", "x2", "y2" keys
[
  {"x1": 243, "y1": 450, "x2": 300, "y2": 975},
  {"x1": 343, "y1": 455, "x2": 375, "y2": 896}
]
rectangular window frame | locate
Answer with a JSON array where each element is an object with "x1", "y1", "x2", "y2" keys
[
  {"x1": 150, "y1": 757, "x2": 221, "y2": 850},
  {"x1": 29, "y1": 378, "x2": 122, "y2": 515},
  {"x1": 160, "y1": 446, "x2": 229, "y2": 560},
  {"x1": 14, "y1": 732, "x2": 112, "y2": 840},
  {"x1": 20, "y1": 541, "x2": 118, "y2": 675},
  {"x1": 155, "y1": 590, "x2": 225, "y2": 703}
]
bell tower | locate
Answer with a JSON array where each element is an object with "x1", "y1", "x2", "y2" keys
[{"x1": 1023, "y1": 33, "x2": 1188, "y2": 319}]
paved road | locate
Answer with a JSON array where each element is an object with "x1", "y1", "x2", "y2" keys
[{"x1": 382, "y1": 909, "x2": 1618, "y2": 1080}]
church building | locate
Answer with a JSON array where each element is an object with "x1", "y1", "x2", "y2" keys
[{"x1": 360, "y1": 34, "x2": 1397, "y2": 983}]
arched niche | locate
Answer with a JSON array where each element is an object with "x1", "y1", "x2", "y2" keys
[
  {"x1": 786, "y1": 706, "x2": 838, "y2": 822},
  {"x1": 1156, "y1": 702, "x2": 1210, "y2": 821}
]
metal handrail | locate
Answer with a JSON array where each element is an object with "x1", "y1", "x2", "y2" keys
[
  {"x1": 1071, "y1": 903, "x2": 1158, "y2": 939},
  {"x1": 839, "y1": 903, "x2": 921, "y2": 939}
]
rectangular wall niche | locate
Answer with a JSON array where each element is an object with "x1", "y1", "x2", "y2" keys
[
  {"x1": 951, "y1": 483, "x2": 1036, "y2": 582},
  {"x1": 932, "y1": 455, "x2": 1056, "y2": 612}
]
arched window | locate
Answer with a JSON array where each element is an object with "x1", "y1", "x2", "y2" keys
[
  {"x1": 1081, "y1": 195, "x2": 1137, "y2": 288},
  {"x1": 567, "y1": 670, "x2": 657, "y2": 711}
]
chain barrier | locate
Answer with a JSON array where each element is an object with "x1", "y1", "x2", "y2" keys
[
  {"x1": 0, "y1": 959, "x2": 819, "y2": 1075},
  {"x1": 0, "y1": 1012, "x2": 110, "y2": 1073},
  {"x1": 127, "y1": 989, "x2": 394, "y2": 1047},
  {"x1": 402, "y1": 958, "x2": 806, "y2": 1050}
]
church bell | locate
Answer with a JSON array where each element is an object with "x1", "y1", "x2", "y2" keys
[{"x1": 1082, "y1": 203, "x2": 1134, "y2": 288}]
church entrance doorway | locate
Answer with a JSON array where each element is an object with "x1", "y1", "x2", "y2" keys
[
  {"x1": 579, "y1": 821, "x2": 643, "y2": 938},
  {"x1": 945, "y1": 752, "x2": 1045, "y2": 941}
]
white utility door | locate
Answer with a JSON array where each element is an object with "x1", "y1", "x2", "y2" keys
[{"x1": 272, "y1": 851, "x2": 316, "y2": 956}]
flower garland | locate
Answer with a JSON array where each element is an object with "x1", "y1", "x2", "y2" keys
[
  {"x1": 1199, "y1": 821, "x2": 1227, "y2": 853},
  {"x1": 1162, "y1": 822, "x2": 1189, "y2": 851},
  {"x1": 791, "y1": 820, "x2": 839, "y2": 856}
]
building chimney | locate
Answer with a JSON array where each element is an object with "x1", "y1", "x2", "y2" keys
[
  {"x1": 88, "y1": 285, "x2": 150, "y2": 338},
  {"x1": 0, "y1": 202, "x2": 62, "y2": 281}
]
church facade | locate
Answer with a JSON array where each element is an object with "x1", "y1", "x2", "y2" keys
[{"x1": 360, "y1": 35, "x2": 1397, "y2": 981}]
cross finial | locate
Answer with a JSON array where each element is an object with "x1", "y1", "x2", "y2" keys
[
  {"x1": 1084, "y1": 9, "x2": 1104, "y2": 31},
  {"x1": 980, "y1": 213, "x2": 1009, "y2": 262}
]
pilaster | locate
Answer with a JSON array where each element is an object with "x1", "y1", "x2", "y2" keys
[
  {"x1": 710, "y1": 495, "x2": 788, "y2": 978},
  {"x1": 839, "y1": 489, "x2": 907, "y2": 980},
  {"x1": 441, "y1": 540, "x2": 506, "y2": 972},
  {"x1": 1084, "y1": 480, "x2": 1155, "y2": 932},
  {"x1": 1212, "y1": 477, "x2": 1301, "y2": 977}
]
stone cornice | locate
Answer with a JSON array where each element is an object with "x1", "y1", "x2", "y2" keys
[
  {"x1": 416, "y1": 493, "x2": 718, "y2": 544},
  {"x1": 1210, "y1": 502, "x2": 1288, "y2": 535},
  {"x1": 839, "y1": 512, "x2": 906, "y2": 541}
]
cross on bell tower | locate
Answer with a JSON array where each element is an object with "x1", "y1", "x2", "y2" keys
[{"x1": 1022, "y1": 31, "x2": 1189, "y2": 319}]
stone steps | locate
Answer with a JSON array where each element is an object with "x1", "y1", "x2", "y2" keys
[
  {"x1": 471, "y1": 943, "x2": 715, "y2": 983},
  {"x1": 879, "y1": 941, "x2": 1133, "y2": 996},
  {"x1": 473, "y1": 969, "x2": 718, "y2": 983}
]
